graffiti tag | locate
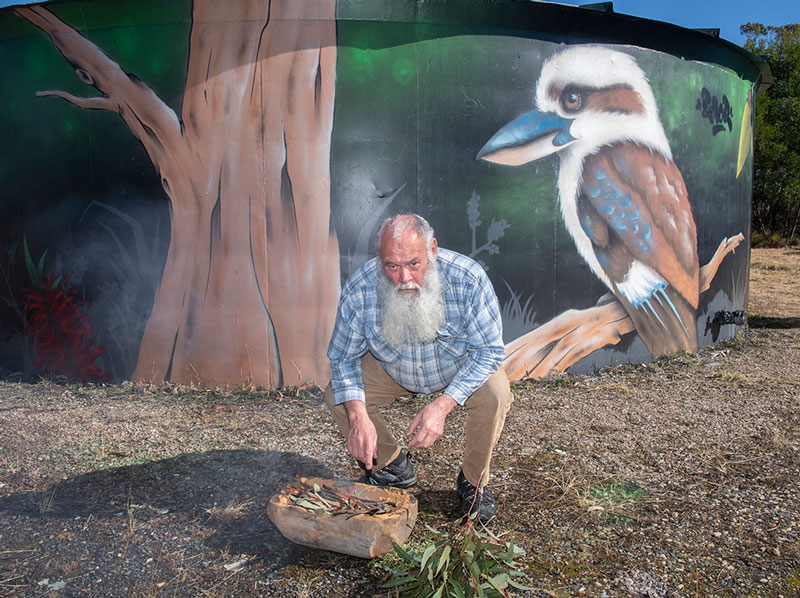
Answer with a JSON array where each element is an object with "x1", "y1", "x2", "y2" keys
[{"x1": 695, "y1": 87, "x2": 733, "y2": 136}]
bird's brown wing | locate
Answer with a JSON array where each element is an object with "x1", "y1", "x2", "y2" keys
[{"x1": 579, "y1": 142, "x2": 699, "y2": 307}]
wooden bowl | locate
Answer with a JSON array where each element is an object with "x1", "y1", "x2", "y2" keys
[{"x1": 267, "y1": 477, "x2": 417, "y2": 558}]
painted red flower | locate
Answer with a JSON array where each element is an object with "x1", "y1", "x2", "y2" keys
[{"x1": 21, "y1": 274, "x2": 110, "y2": 382}]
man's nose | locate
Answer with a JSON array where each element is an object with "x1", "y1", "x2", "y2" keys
[{"x1": 398, "y1": 267, "x2": 413, "y2": 283}]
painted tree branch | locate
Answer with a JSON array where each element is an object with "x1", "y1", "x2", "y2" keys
[
  {"x1": 15, "y1": 5, "x2": 182, "y2": 164},
  {"x1": 504, "y1": 233, "x2": 745, "y2": 380},
  {"x1": 35, "y1": 90, "x2": 117, "y2": 111},
  {"x1": 699, "y1": 233, "x2": 745, "y2": 293}
]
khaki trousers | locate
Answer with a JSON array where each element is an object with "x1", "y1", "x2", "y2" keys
[{"x1": 325, "y1": 352, "x2": 513, "y2": 487}]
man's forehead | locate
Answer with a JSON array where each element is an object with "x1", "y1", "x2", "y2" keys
[{"x1": 380, "y1": 230, "x2": 427, "y2": 256}]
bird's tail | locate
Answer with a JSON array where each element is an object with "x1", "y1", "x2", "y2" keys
[{"x1": 620, "y1": 285, "x2": 698, "y2": 357}]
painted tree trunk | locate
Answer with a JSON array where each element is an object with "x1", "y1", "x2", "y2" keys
[{"x1": 17, "y1": 0, "x2": 340, "y2": 388}]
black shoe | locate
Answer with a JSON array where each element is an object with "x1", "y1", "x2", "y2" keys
[
  {"x1": 457, "y1": 470, "x2": 496, "y2": 523},
  {"x1": 359, "y1": 452, "x2": 417, "y2": 489}
]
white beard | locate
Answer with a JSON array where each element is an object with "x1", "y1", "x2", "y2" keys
[{"x1": 377, "y1": 261, "x2": 445, "y2": 350}]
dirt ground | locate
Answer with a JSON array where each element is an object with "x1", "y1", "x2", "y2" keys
[
  {"x1": 0, "y1": 247, "x2": 798, "y2": 598},
  {"x1": 747, "y1": 247, "x2": 800, "y2": 322}
]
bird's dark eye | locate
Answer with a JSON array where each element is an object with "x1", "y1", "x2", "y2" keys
[{"x1": 560, "y1": 88, "x2": 583, "y2": 112}]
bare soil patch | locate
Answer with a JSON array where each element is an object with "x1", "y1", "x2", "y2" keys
[{"x1": 0, "y1": 248, "x2": 798, "y2": 597}]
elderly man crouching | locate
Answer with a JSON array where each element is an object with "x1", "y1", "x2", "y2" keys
[{"x1": 325, "y1": 213, "x2": 513, "y2": 523}]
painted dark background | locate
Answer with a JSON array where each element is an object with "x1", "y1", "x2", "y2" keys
[
  {"x1": 0, "y1": 0, "x2": 761, "y2": 383},
  {"x1": 0, "y1": 0, "x2": 189, "y2": 379}
]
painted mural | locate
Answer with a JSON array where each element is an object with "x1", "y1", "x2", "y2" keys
[
  {"x1": 477, "y1": 46, "x2": 741, "y2": 378},
  {"x1": 0, "y1": 0, "x2": 761, "y2": 388}
]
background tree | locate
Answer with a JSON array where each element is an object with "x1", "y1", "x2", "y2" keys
[{"x1": 742, "y1": 23, "x2": 800, "y2": 241}]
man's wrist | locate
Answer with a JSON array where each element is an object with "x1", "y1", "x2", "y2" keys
[
  {"x1": 343, "y1": 398, "x2": 369, "y2": 424},
  {"x1": 434, "y1": 393, "x2": 458, "y2": 414}
]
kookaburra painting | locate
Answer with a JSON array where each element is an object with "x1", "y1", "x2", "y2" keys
[
  {"x1": 479, "y1": 47, "x2": 704, "y2": 362},
  {"x1": 0, "y1": 0, "x2": 761, "y2": 387}
]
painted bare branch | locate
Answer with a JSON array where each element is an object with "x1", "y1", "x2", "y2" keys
[
  {"x1": 17, "y1": 0, "x2": 339, "y2": 388},
  {"x1": 15, "y1": 5, "x2": 182, "y2": 163},
  {"x1": 504, "y1": 233, "x2": 745, "y2": 380},
  {"x1": 34, "y1": 90, "x2": 116, "y2": 111},
  {"x1": 699, "y1": 233, "x2": 746, "y2": 292}
]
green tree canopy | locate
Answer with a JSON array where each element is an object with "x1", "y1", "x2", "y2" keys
[{"x1": 742, "y1": 23, "x2": 800, "y2": 240}]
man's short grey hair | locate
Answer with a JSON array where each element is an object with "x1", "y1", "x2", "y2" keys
[{"x1": 376, "y1": 214, "x2": 435, "y2": 250}]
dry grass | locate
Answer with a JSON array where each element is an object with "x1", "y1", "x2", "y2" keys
[
  {"x1": 748, "y1": 247, "x2": 800, "y2": 318},
  {"x1": 205, "y1": 497, "x2": 256, "y2": 524}
]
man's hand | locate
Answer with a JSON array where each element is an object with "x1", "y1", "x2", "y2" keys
[
  {"x1": 343, "y1": 400, "x2": 378, "y2": 469},
  {"x1": 407, "y1": 393, "x2": 458, "y2": 449}
]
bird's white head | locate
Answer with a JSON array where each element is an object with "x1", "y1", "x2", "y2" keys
[{"x1": 477, "y1": 46, "x2": 672, "y2": 166}]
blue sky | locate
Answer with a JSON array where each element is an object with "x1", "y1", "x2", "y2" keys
[
  {"x1": 542, "y1": 0, "x2": 797, "y2": 46},
  {"x1": 0, "y1": 0, "x2": 796, "y2": 46}
]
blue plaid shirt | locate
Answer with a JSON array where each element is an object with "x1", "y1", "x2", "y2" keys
[{"x1": 327, "y1": 248, "x2": 505, "y2": 406}]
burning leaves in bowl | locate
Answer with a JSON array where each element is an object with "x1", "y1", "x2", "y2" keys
[{"x1": 280, "y1": 478, "x2": 398, "y2": 518}]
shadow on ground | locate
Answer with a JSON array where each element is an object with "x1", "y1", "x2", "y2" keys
[
  {"x1": 0, "y1": 449, "x2": 332, "y2": 560},
  {"x1": 414, "y1": 488, "x2": 460, "y2": 520},
  {"x1": 748, "y1": 316, "x2": 800, "y2": 329}
]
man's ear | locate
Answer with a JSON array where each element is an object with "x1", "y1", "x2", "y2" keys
[{"x1": 431, "y1": 237, "x2": 438, "y2": 260}]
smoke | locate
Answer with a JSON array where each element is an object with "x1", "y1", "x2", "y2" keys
[
  {"x1": 78, "y1": 194, "x2": 170, "y2": 380},
  {"x1": 13, "y1": 190, "x2": 170, "y2": 381}
]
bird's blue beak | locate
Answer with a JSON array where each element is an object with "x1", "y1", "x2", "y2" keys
[{"x1": 477, "y1": 110, "x2": 575, "y2": 166}]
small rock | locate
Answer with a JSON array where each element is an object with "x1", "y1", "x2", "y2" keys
[{"x1": 224, "y1": 558, "x2": 248, "y2": 572}]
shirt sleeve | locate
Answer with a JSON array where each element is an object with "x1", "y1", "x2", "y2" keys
[
  {"x1": 443, "y1": 269, "x2": 506, "y2": 405},
  {"x1": 327, "y1": 289, "x2": 369, "y2": 405}
]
